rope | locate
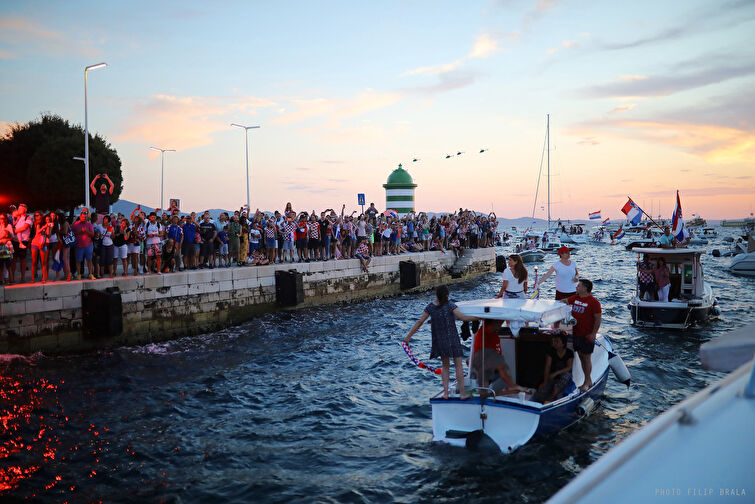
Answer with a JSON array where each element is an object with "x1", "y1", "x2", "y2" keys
[{"x1": 400, "y1": 341, "x2": 442, "y2": 375}]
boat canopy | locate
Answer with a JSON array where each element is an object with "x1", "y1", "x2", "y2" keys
[
  {"x1": 456, "y1": 298, "x2": 571, "y2": 324},
  {"x1": 633, "y1": 248, "x2": 706, "y2": 297}
]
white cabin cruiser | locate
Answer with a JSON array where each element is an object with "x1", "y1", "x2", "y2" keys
[
  {"x1": 429, "y1": 298, "x2": 630, "y2": 453},
  {"x1": 628, "y1": 248, "x2": 718, "y2": 329}
]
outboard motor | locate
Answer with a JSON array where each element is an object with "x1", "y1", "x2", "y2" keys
[{"x1": 608, "y1": 351, "x2": 631, "y2": 387}]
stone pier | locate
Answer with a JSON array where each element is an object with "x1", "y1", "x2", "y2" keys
[{"x1": 0, "y1": 248, "x2": 496, "y2": 354}]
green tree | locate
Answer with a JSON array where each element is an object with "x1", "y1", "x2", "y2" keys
[{"x1": 0, "y1": 114, "x2": 122, "y2": 212}]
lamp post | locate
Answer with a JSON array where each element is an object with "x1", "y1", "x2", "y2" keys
[
  {"x1": 150, "y1": 146, "x2": 176, "y2": 212},
  {"x1": 230, "y1": 123, "x2": 260, "y2": 213},
  {"x1": 84, "y1": 62, "x2": 107, "y2": 209}
]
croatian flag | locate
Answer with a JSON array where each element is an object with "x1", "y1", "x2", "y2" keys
[
  {"x1": 383, "y1": 209, "x2": 399, "y2": 218},
  {"x1": 671, "y1": 191, "x2": 688, "y2": 242},
  {"x1": 621, "y1": 198, "x2": 643, "y2": 226},
  {"x1": 602, "y1": 217, "x2": 610, "y2": 225},
  {"x1": 611, "y1": 227, "x2": 625, "y2": 240},
  {"x1": 589, "y1": 211, "x2": 601, "y2": 220}
]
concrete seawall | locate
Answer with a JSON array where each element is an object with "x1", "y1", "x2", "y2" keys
[{"x1": 0, "y1": 248, "x2": 495, "y2": 354}]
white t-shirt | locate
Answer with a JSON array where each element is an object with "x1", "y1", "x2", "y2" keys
[
  {"x1": 145, "y1": 222, "x2": 163, "y2": 246},
  {"x1": 14, "y1": 215, "x2": 32, "y2": 241},
  {"x1": 503, "y1": 268, "x2": 524, "y2": 293},
  {"x1": 552, "y1": 260, "x2": 578, "y2": 293},
  {"x1": 249, "y1": 228, "x2": 261, "y2": 244}
]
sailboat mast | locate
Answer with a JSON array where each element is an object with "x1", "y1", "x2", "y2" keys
[{"x1": 547, "y1": 114, "x2": 551, "y2": 230}]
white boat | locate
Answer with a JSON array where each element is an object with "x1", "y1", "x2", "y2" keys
[
  {"x1": 519, "y1": 248, "x2": 546, "y2": 263},
  {"x1": 628, "y1": 248, "x2": 718, "y2": 329},
  {"x1": 557, "y1": 224, "x2": 588, "y2": 244},
  {"x1": 729, "y1": 235, "x2": 755, "y2": 276},
  {"x1": 701, "y1": 227, "x2": 718, "y2": 239},
  {"x1": 429, "y1": 298, "x2": 631, "y2": 453},
  {"x1": 547, "y1": 323, "x2": 755, "y2": 504}
]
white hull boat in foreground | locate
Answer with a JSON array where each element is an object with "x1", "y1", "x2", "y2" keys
[
  {"x1": 547, "y1": 323, "x2": 755, "y2": 504},
  {"x1": 428, "y1": 298, "x2": 630, "y2": 453}
]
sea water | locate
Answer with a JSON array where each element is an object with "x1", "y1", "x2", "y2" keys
[{"x1": 2, "y1": 232, "x2": 754, "y2": 502}]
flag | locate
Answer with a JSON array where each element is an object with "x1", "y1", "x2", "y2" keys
[
  {"x1": 611, "y1": 227, "x2": 625, "y2": 240},
  {"x1": 589, "y1": 210, "x2": 601, "y2": 220},
  {"x1": 602, "y1": 217, "x2": 610, "y2": 225},
  {"x1": 621, "y1": 198, "x2": 643, "y2": 226},
  {"x1": 671, "y1": 190, "x2": 688, "y2": 242},
  {"x1": 383, "y1": 209, "x2": 398, "y2": 218}
]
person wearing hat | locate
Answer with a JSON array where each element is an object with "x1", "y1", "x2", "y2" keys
[
  {"x1": 90, "y1": 173, "x2": 114, "y2": 225},
  {"x1": 537, "y1": 245, "x2": 579, "y2": 300}
]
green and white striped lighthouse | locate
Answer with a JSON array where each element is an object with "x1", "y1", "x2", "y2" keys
[{"x1": 383, "y1": 163, "x2": 417, "y2": 216}]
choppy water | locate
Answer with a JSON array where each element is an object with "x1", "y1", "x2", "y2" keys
[{"x1": 2, "y1": 233, "x2": 754, "y2": 502}]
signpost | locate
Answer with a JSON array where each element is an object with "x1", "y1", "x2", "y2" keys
[{"x1": 357, "y1": 193, "x2": 365, "y2": 214}]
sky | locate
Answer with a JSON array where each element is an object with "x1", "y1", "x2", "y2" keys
[{"x1": 1, "y1": 0, "x2": 753, "y2": 220}]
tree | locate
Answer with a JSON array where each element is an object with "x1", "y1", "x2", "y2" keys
[{"x1": 0, "y1": 114, "x2": 123, "y2": 212}]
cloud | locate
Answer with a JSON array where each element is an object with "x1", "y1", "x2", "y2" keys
[
  {"x1": 577, "y1": 137, "x2": 599, "y2": 146},
  {"x1": 401, "y1": 70, "x2": 480, "y2": 96},
  {"x1": 468, "y1": 34, "x2": 498, "y2": 59},
  {"x1": 117, "y1": 94, "x2": 277, "y2": 150},
  {"x1": 582, "y1": 61, "x2": 755, "y2": 99},
  {"x1": 271, "y1": 89, "x2": 402, "y2": 128},
  {"x1": 609, "y1": 104, "x2": 636, "y2": 114},
  {"x1": 0, "y1": 16, "x2": 99, "y2": 58},
  {"x1": 404, "y1": 59, "x2": 463, "y2": 76},
  {"x1": 545, "y1": 38, "x2": 580, "y2": 57},
  {"x1": 522, "y1": 0, "x2": 557, "y2": 31},
  {"x1": 570, "y1": 118, "x2": 755, "y2": 164},
  {"x1": 0, "y1": 48, "x2": 13, "y2": 59}
]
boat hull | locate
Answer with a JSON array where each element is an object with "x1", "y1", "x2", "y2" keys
[
  {"x1": 431, "y1": 335, "x2": 614, "y2": 452},
  {"x1": 520, "y1": 250, "x2": 545, "y2": 263},
  {"x1": 628, "y1": 300, "x2": 713, "y2": 329},
  {"x1": 729, "y1": 252, "x2": 755, "y2": 277}
]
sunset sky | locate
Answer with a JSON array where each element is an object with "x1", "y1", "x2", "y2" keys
[{"x1": 1, "y1": 0, "x2": 753, "y2": 219}]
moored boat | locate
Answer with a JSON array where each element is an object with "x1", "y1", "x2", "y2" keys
[
  {"x1": 628, "y1": 248, "x2": 717, "y2": 329},
  {"x1": 428, "y1": 298, "x2": 630, "y2": 453}
]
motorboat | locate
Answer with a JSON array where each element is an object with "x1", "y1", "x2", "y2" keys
[
  {"x1": 547, "y1": 323, "x2": 755, "y2": 504},
  {"x1": 701, "y1": 227, "x2": 718, "y2": 239},
  {"x1": 428, "y1": 298, "x2": 631, "y2": 453},
  {"x1": 557, "y1": 224, "x2": 588, "y2": 245},
  {"x1": 540, "y1": 231, "x2": 564, "y2": 253},
  {"x1": 687, "y1": 229, "x2": 708, "y2": 245},
  {"x1": 729, "y1": 235, "x2": 755, "y2": 277},
  {"x1": 519, "y1": 248, "x2": 546, "y2": 263},
  {"x1": 729, "y1": 252, "x2": 755, "y2": 276},
  {"x1": 686, "y1": 216, "x2": 706, "y2": 228},
  {"x1": 624, "y1": 239, "x2": 656, "y2": 250},
  {"x1": 628, "y1": 248, "x2": 718, "y2": 329}
]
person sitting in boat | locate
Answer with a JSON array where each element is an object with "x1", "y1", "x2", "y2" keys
[
  {"x1": 658, "y1": 226, "x2": 675, "y2": 248},
  {"x1": 532, "y1": 333, "x2": 574, "y2": 403},
  {"x1": 563, "y1": 279, "x2": 601, "y2": 392},
  {"x1": 404, "y1": 285, "x2": 479, "y2": 400},
  {"x1": 637, "y1": 255, "x2": 656, "y2": 301},
  {"x1": 471, "y1": 348, "x2": 527, "y2": 399},
  {"x1": 496, "y1": 254, "x2": 528, "y2": 299},
  {"x1": 537, "y1": 246, "x2": 579, "y2": 300},
  {"x1": 654, "y1": 257, "x2": 671, "y2": 302}
]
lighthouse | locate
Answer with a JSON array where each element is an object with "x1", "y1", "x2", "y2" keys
[{"x1": 383, "y1": 163, "x2": 417, "y2": 217}]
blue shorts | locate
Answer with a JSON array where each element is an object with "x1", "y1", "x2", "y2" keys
[
  {"x1": 283, "y1": 239, "x2": 295, "y2": 251},
  {"x1": 75, "y1": 244, "x2": 94, "y2": 262},
  {"x1": 355, "y1": 253, "x2": 370, "y2": 260},
  {"x1": 265, "y1": 238, "x2": 276, "y2": 249},
  {"x1": 249, "y1": 242, "x2": 259, "y2": 252}
]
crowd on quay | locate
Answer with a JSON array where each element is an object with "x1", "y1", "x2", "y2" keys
[{"x1": 0, "y1": 192, "x2": 501, "y2": 285}]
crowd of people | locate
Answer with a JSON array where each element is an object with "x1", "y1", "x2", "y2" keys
[{"x1": 0, "y1": 196, "x2": 501, "y2": 284}]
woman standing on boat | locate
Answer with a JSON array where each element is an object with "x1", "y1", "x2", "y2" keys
[
  {"x1": 537, "y1": 246, "x2": 579, "y2": 300},
  {"x1": 654, "y1": 257, "x2": 671, "y2": 302},
  {"x1": 496, "y1": 254, "x2": 528, "y2": 299},
  {"x1": 404, "y1": 285, "x2": 478, "y2": 400}
]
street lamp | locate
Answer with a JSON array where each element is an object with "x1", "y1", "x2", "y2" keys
[
  {"x1": 150, "y1": 146, "x2": 176, "y2": 211},
  {"x1": 84, "y1": 62, "x2": 107, "y2": 209},
  {"x1": 231, "y1": 123, "x2": 260, "y2": 213}
]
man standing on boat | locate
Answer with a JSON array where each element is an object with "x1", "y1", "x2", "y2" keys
[
  {"x1": 564, "y1": 279, "x2": 601, "y2": 392},
  {"x1": 658, "y1": 226, "x2": 675, "y2": 248}
]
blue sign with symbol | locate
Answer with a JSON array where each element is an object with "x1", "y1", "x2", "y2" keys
[{"x1": 357, "y1": 193, "x2": 365, "y2": 206}]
